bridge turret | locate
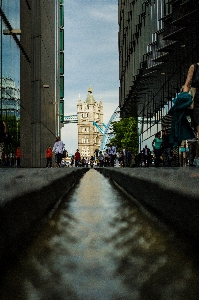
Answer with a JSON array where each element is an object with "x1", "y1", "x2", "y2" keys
[{"x1": 77, "y1": 99, "x2": 82, "y2": 112}]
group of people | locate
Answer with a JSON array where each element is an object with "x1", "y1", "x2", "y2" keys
[
  {"x1": 72, "y1": 143, "x2": 132, "y2": 168},
  {"x1": 152, "y1": 130, "x2": 173, "y2": 167},
  {"x1": 46, "y1": 136, "x2": 65, "y2": 168},
  {"x1": 73, "y1": 150, "x2": 94, "y2": 168},
  {"x1": 73, "y1": 144, "x2": 117, "y2": 168},
  {"x1": 134, "y1": 129, "x2": 173, "y2": 168},
  {"x1": 149, "y1": 60, "x2": 199, "y2": 167}
]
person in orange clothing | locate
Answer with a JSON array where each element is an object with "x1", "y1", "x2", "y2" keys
[
  {"x1": 16, "y1": 146, "x2": 20, "y2": 167},
  {"x1": 46, "y1": 146, "x2": 52, "y2": 168}
]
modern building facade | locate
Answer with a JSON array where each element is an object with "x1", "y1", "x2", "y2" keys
[
  {"x1": 0, "y1": 1, "x2": 21, "y2": 163},
  {"x1": 77, "y1": 87, "x2": 103, "y2": 159},
  {"x1": 0, "y1": 0, "x2": 64, "y2": 167},
  {"x1": 118, "y1": 0, "x2": 199, "y2": 149}
]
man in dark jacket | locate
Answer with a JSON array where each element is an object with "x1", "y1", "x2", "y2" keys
[{"x1": 141, "y1": 145, "x2": 151, "y2": 167}]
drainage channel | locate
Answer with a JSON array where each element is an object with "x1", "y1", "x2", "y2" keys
[{"x1": 0, "y1": 169, "x2": 199, "y2": 300}]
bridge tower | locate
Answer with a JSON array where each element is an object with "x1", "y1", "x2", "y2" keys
[{"x1": 77, "y1": 86, "x2": 103, "y2": 158}]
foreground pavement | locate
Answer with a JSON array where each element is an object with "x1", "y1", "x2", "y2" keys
[
  {"x1": 96, "y1": 166, "x2": 199, "y2": 251},
  {"x1": 0, "y1": 166, "x2": 199, "y2": 273}
]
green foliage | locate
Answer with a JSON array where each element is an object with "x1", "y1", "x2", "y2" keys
[{"x1": 109, "y1": 117, "x2": 138, "y2": 154}]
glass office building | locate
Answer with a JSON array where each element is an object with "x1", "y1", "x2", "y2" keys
[
  {"x1": 0, "y1": 1, "x2": 20, "y2": 161},
  {"x1": 0, "y1": 1, "x2": 64, "y2": 167}
]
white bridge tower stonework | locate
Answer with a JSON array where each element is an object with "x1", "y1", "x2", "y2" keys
[{"x1": 77, "y1": 87, "x2": 103, "y2": 158}]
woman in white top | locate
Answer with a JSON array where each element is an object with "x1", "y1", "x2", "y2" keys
[{"x1": 52, "y1": 136, "x2": 64, "y2": 167}]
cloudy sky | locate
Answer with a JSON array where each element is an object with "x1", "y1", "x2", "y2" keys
[{"x1": 61, "y1": 0, "x2": 119, "y2": 154}]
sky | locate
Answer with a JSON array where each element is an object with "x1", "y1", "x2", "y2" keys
[{"x1": 61, "y1": 0, "x2": 119, "y2": 154}]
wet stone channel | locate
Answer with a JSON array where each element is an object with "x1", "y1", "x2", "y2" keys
[{"x1": 0, "y1": 169, "x2": 199, "y2": 300}]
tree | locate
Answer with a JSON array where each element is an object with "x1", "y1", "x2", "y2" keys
[{"x1": 109, "y1": 117, "x2": 138, "y2": 155}]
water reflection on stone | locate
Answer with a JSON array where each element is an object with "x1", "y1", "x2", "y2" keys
[{"x1": 0, "y1": 169, "x2": 199, "y2": 299}]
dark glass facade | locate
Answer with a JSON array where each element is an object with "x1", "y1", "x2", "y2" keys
[
  {"x1": 118, "y1": 0, "x2": 199, "y2": 148},
  {"x1": 0, "y1": 1, "x2": 20, "y2": 161},
  {"x1": 1, "y1": 1, "x2": 63, "y2": 167}
]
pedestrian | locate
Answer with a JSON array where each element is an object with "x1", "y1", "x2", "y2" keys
[
  {"x1": 183, "y1": 62, "x2": 199, "y2": 158},
  {"x1": 103, "y1": 149, "x2": 110, "y2": 166},
  {"x1": 187, "y1": 137, "x2": 197, "y2": 166},
  {"x1": 81, "y1": 157, "x2": 85, "y2": 167},
  {"x1": 108, "y1": 143, "x2": 116, "y2": 167},
  {"x1": 141, "y1": 145, "x2": 151, "y2": 167},
  {"x1": 90, "y1": 155, "x2": 94, "y2": 168},
  {"x1": 46, "y1": 146, "x2": 52, "y2": 168},
  {"x1": 52, "y1": 136, "x2": 64, "y2": 167},
  {"x1": 70, "y1": 155, "x2": 74, "y2": 167},
  {"x1": 118, "y1": 150, "x2": 124, "y2": 167},
  {"x1": 74, "y1": 149, "x2": 81, "y2": 167},
  {"x1": 126, "y1": 149, "x2": 132, "y2": 167},
  {"x1": 152, "y1": 131, "x2": 162, "y2": 167},
  {"x1": 16, "y1": 146, "x2": 20, "y2": 167},
  {"x1": 85, "y1": 157, "x2": 89, "y2": 167},
  {"x1": 98, "y1": 151, "x2": 104, "y2": 167},
  {"x1": 134, "y1": 152, "x2": 142, "y2": 167},
  {"x1": 162, "y1": 130, "x2": 173, "y2": 167}
]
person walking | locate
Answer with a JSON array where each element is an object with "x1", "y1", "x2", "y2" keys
[
  {"x1": 85, "y1": 157, "x2": 89, "y2": 167},
  {"x1": 98, "y1": 151, "x2": 104, "y2": 167},
  {"x1": 103, "y1": 149, "x2": 110, "y2": 166},
  {"x1": 118, "y1": 150, "x2": 124, "y2": 167},
  {"x1": 70, "y1": 155, "x2": 74, "y2": 167},
  {"x1": 126, "y1": 149, "x2": 132, "y2": 167},
  {"x1": 108, "y1": 143, "x2": 116, "y2": 167},
  {"x1": 141, "y1": 145, "x2": 151, "y2": 167},
  {"x1": 52, "y1": 136, "x2": 64, "y2": 167},
  {"x1": 90, "y1": 155, "x2": 94, "y2": 168},
  {"x1": 162, "y1": 130, "x2": 173, "y2": 167},
  {"x1": 46, "y1": 146, "x2": 52, "y2": 168},
  {"x1": 152, "y1": 132, "x2": 162, "y2": 167},
  {"x1": 74, "y1": 149, "x2": 81, "y2": 167}
]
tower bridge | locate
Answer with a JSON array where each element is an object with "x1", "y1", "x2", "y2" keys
[
  {"x1": 63, "y1": 107, "x2": 160, "y2": 153},
  {"x1": 63, "y1": 106, "x2": 121, "y2": 153}
]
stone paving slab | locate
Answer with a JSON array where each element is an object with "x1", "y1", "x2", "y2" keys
[
  {"x1": 0, "y1": 167, "x2": 89, "y2": 270},
  {"x1": 96, "y1": 167, "x2": 199, "y2": 249}
]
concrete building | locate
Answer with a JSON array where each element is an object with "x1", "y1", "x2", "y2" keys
[
  {"x1": 77, "y1": 87, "x2": 103, "y2": 159},
  {"x1": 118, "y1": 0, "x2": 199, "y2": 149},
  {"x1": 0, "y1": 0, "x2": 64, "y2": 167}
]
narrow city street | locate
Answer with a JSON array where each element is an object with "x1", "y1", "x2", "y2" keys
[{"x1": 0, "y1": 169, "x2": 199, "y2": 300}]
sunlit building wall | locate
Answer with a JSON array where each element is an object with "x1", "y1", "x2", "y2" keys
[{"x1": 20, "y1": 1, "x2": 62, "y2": 167}]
